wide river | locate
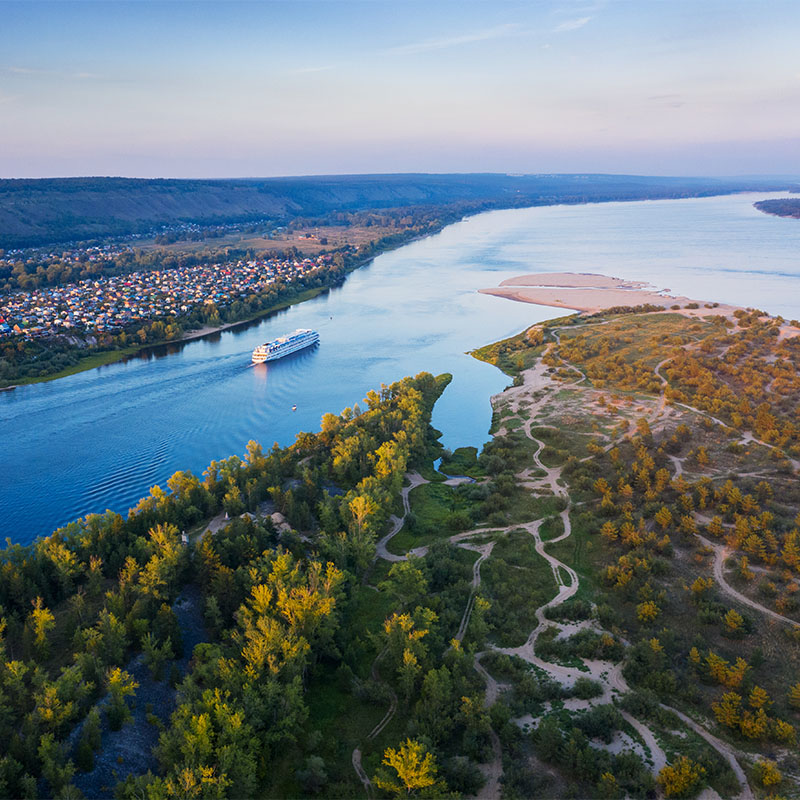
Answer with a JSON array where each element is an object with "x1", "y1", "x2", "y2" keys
[{"x1": 3, "y1": 192, "x2": 800, "y2": 545}]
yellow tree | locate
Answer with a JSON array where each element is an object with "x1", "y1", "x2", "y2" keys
[
  {"x1": 636, "y1": 600, "x2": 660, "y2": 623},
  {"x1": 349, "y1": 494, "x2": 378, "y2": 536},
  {"x1": 788, "y1": 681, "x2": 800, "y2": 710},
  {"x1": 655, "y1": 507, "x2": 673, "y2": 531},
  {"x1": 752, "y1": 759, "x2": 781, "y2": 788},
  {"x1": 712, "y1": 692, "x2": 742, "y2": 729},
  {"x1": 374, "y1": 738, "x2": 439, "y2": 796},
  {"x1": 748, "y1": 685, "x2": 771, "y2": 710},
  {"x1": 29, "y1": 597, "x2": 55, "y2": 658},
  {"x1": 723, "y1": 609, "x2": 744, "y2": 635},
  {"x1": 658, "y1": 756, "x2": 705, "y2": 798}
]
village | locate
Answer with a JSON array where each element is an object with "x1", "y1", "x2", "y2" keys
[{"x1": 0, "y1": 252, "x2": 332, "y2": 339}]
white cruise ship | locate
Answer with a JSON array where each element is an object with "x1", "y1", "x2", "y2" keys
[{"x1": 252, "y1": 328, "x2": 319, "y2": 363}]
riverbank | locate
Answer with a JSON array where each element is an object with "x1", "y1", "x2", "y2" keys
[
  {"x1": 0, "y1": 285, "x2": 332, "y2": 390},
  {"x1": 0, "y1": 214, "x2": 455, "y2": 391}
]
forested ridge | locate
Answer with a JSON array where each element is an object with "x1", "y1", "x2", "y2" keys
[{"x1": 0, "y1": 174, "x2": 792, "y2": 248}]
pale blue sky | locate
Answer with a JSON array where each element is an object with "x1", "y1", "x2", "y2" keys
[{"x1": 1, "y1": 0, "x2": 799, "y2": 178}]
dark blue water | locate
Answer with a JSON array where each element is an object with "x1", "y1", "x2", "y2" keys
[{"x1": 3, "y1": 192, "x2": 800, "y2": 545}]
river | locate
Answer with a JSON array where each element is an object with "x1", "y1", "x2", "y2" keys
[{"x1": 3, "y1": 191, "x2": 800, "y2": 545}]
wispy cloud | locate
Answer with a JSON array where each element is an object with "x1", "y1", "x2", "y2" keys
[
  {"x1": 384, "y1": 23, "x2": 521, "y2": 56},
  {"x1": 553, "y1": 17, "x2": 592, "y2": 33},
  {"x1": 289, "y1": 65, "x2": 334, "y2": 75},
  {"x1": 8, "y1": 66, "x2": 47, "y2": 75},
  {"x1": 648, "y1": 94, "x2": 686, "y2": 108},
  {"x1": 6, "y1": 66, "x2": 99, "y2": 79}
]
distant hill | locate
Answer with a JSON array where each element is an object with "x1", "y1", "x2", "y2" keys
[
  {"x1": 754, "y1": 197, "x2": 800, "y2": 219},
  {"x1": 0, "y1": 173, "x2": 796, "y2": 248}
]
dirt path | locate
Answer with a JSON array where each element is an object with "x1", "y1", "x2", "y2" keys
[
  {"x1": 478, "y1": 340, "x2": 686, "y2": 780},
  {"x1": 454, "y1": 542, "x2": 495, "y2": 643},
  {"x1": 487, "y1": 405, "x2": 669, "y2": 772},
  {"x1": 697, "y1": 533, "x2": 800, "y2": 629},
  {"x1": 374, "y1": 471, "x2": 429, "y2": 562},
  {"x1": 352, "y1": 748, "x2": 373, "y2": 799},
  {"x1": 661, "y1": 704, "x2": 754, "y2": 800}
]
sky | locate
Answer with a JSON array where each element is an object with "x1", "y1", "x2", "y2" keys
[{"x1": 1, "y1": 0, "x2": 799, "y2": 179}]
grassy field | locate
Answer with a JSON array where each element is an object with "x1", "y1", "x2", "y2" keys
[
  {"x1": 482, "y1": 529, "x2": 558, "y2": 648},
  {"x1": 387, "y1": 482, "x2": 483, "y2": 555}
]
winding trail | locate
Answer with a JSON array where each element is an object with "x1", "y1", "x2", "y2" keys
[
  {"x1": 454, "y1": 542, "x2": 495, "y2": 643},
  {"x1": 476, "y1": 332, "x2": 761, "y2": 795},
  {"x1": 374, "y1": 471, "x2": 429, "y2": 562},
  {"x1": 696, "y1": 532, "x2": 800, "y2": 629},
  {"x1": 354, "y1": 321, "x2": 772, "y2": 798},
  {"x1": 660, "y1": 705, "x2": 754, "y2": 800}
]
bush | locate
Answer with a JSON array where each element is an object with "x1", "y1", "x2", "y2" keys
[
  {"x1": 572, "y1": 676, "x2": 604, "y2": 700},
  {"x1": 441, "y1": 756, "x2": 484, "y2": 795}
]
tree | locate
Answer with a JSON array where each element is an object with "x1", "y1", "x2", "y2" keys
[
  {"x1": 748, "y1": 685, "x2": 771, "y2": 710},
  {"x1": 788, "y1": 681, "x2": 800, "y2": 709},
  {"x1": 223, "y1": 483, "x2": 244, "y2": 518},
  {"x1": 38, "y1": 733, "x2": 75, "y2": 794},
  {"x1": 723, "y1": 608, "x2": 744, "y2": 635},
  {"x1": 296, "y1": 755, "x2": 327, "y2": 795},
  {"x1": 657, "y1": 756, "x2": 705, "y2": 798},
  {"x1": 655, "y1": 507, "x2": 673, "y2": 530},
  {"x1": 29, "y1": 597, "x2": 55, "y2": 658},
  {"x1": 636, "y1": 600, "x2": 660, "y2": 623},
  {"x1": 380, "y1": 559, "x2": 428, "y2": 609},
  {"x1": 752, "y1": 759, "x2": 781, "y2": 787},
  {"x1": 106, "y1": 667, "x2": 138, "y2": 730},
  {"x1": 142, "y1": 632, "x2": 174, "y2": 681},
  {"x1": 349, "y1": 494, "x2": 378, "y2": 536},
  {"x1": 374, "y1": 738, "x2": 441, "y2": 797},
  {"x1": 597, "y1": 771, "x2": 621, "y2": 799}
]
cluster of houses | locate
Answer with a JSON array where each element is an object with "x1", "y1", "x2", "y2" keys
[
  {"x1": 0, "y1": 254, "x2": 332, "y2": 340},
  {"x1": 1, "y1": 242, "x2": 135, "y2": 269}
]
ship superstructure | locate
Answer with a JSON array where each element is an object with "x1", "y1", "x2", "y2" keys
[{"x1": 252, "y1": 328, "x2": 319, "y2": 363}]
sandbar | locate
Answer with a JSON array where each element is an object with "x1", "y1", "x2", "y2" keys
[
  {"x1": 498, "y1": 273, "x2": 648, "y2": 290},
  {"x1": 481, "y1": 272, "x2": 737, "y2": 318}
]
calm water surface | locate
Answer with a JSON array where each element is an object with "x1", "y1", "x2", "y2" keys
[{"x1": 3, "y1": 192, "x2": 800, "y2": 544}]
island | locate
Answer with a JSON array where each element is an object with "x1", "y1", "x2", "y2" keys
[
  {"x1": 1, "y1": 279, "x2": 799, "y2": 798},
  {"x1": 754, "y1": 198, "x2": 800, "y2": 219}
]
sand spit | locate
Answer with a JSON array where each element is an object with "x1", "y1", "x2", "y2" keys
[{"x1": 481, "y1": 272, "x2": 739, "y2": 318}]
